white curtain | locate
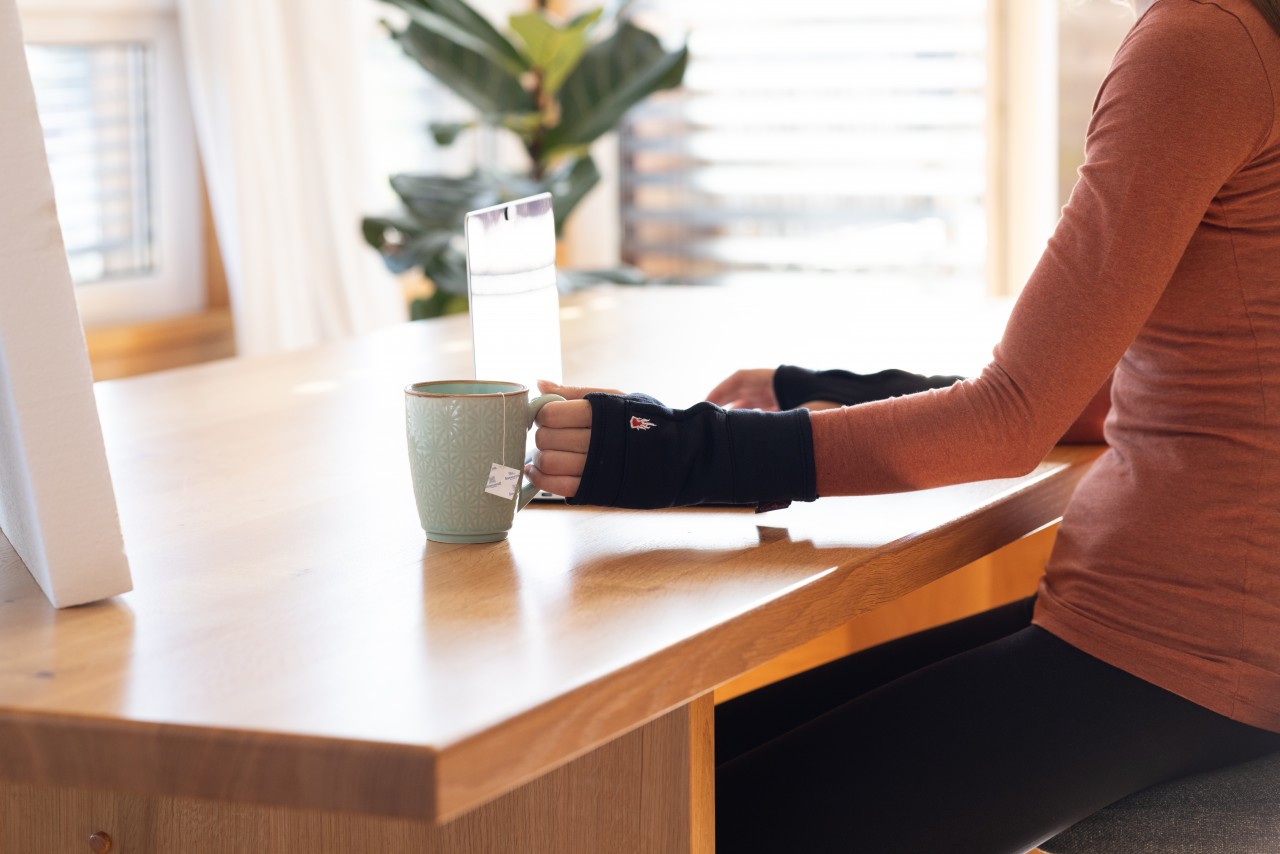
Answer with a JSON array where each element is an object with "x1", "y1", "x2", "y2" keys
[{"x1": 176, "y1": 0, "x2": 406, "y2": 356}]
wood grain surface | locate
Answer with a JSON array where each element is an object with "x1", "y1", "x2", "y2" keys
[
  {"x1": 0, "y1": 698, "x2": 713, "y2": 854},
  {"x1": 0, "y1": 284, "x2": 1100, "y2": 823}
]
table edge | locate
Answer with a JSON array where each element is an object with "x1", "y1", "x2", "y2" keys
[
  {"x1": 432, "y1": 445, "x2": 1102, "y2": 820},
  {"x1": 0, "y1": 446, "x2": 1102, "y2": 823}
]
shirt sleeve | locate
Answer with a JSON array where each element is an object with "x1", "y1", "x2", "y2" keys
[{"x1": 808, "y1": 1, "x2": 1272, "y2": 496}]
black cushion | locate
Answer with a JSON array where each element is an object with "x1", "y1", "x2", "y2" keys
[{"x1": 1041, "y1": 750, "x2": 1280, "y2": 854}]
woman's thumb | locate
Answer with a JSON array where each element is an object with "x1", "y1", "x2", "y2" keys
[{"x1": 538, "y1": 380, "x2": 622, "y2": 399}]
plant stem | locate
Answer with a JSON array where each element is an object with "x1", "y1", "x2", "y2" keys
[{"x1": 527, "y1": 68, "x2": 547, "y2": 180}]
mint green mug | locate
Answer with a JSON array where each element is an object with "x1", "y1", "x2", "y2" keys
[{"x1": 405, "y1": 380, "x2": 564, "y2": 543}]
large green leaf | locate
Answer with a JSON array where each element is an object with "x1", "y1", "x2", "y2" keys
[
  {"x1": 429, "y1": 121, "x2": 473, "y2": 146},
  {"x1": 382, "y1": 0, "x2": 528, "y2": 78},
  {"x1": 558, "y1": 264, "x2": 647, "y2": 291},
  {"x1": 389, "y1": 172, "x2": 501, "y2": 229},
  {"x1": 361, "y1": 213, "x2": 420, "y2": 252},
  {"x1": 489, "y1": 172, "x2": 547, "y2": 203},
  {"x1": 543, "y1": 155, "x2": 601, "y2": 234},
  {"x1": 571, "y1": 0, "x2": 635, "y2": 29},
  {"x1": 393, "y1": 234, "x2": 457, "y2": 276},
  {"x1": 508, "y1": 9, "x2": 600, "y2": 96},
  {"x1": 420, "y1": 243, "x2": 469, "y2": 295},
  {"x1": 410, "y1": 290, "x2": 470, "y2": 319},
  {"x1": 498, "y1": 111, "x2": 543, "y2": 144},
  {"x1": 544, "y1": 22, "x2": 687, "y2": 156},
  {"x1": 392, "y1": 20, "x2": 534, "y2": 117},
  {"x1": 508, "y1": 12, "x2": 561, "y2": 67},
  {"x1": 363, "y1": 216, "x2": 456, "y2": 276}
]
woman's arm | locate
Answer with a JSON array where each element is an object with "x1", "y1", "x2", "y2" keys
[
  {"x1": 810, "y1": 4, "x2": 1268, "y2": 495},
  {"x1": 710, "y1": 363, "x2": 1110, "y2": 442},
  {"x1": 532, "y1": 3, "x2": 1267, "y2": 508},
  {"x1": 1058, "y1": 374, "x2": 1112, "y2": 445}
]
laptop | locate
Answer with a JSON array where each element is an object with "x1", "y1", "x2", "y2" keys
[
  {"x1": 465, "y1": 193, "x2": 562, "y2": 394},
  {"x1": 464, "y1": 193, "x2": 564, "y2": 500}
]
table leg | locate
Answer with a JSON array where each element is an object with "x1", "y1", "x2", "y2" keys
[
  {"x1": 641, "y1": 692, "x2": 716, "y2": 853},
  {"x1": 0, "y1": 696, "x2": 715, "y2": 854}
]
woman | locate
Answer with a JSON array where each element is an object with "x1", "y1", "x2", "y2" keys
[{"x1": 527, "y1": 0, "x2": 1280, "y2": 850}]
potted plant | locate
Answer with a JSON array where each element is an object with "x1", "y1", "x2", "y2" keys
[{"x1": 362, "y1": 0, "x2": 688, "y2": 318}]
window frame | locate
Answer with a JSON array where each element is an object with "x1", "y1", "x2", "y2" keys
[
  {"x1": 18, "y1": 0, "x2": 204, "y2": 328},
  {"x1": 986, "y1": 0, "x2": 1059, "y2": 297}
]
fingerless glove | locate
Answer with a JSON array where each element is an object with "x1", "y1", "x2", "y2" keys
[
  {"x1": 568, "y1": 393, "x2": 817, "y2": 511},
  {"x1": 773, "y1": 365, "x2": 964, "y2": 411}
]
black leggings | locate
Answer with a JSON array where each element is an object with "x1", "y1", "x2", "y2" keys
[{"x1": 715, "y1": 597, "x2": 1280, "y2": 854}]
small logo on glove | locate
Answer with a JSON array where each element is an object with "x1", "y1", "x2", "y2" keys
[{"x1": 630, "y1": 415, "x2": 655, "y2": 431}]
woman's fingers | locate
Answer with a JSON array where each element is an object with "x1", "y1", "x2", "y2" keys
[
  {"x1": 532, "y1": 448, "x2": 585, "y2": 477},
  {"x1": 705, "y1": 372, "x2": 747, "y2": 406},
  {"x1": 529, "y1": 387, "x2": 594, "y2": 500},
  {"x1": 526, "y1": 464, "x2": 580, "y2": 498},
  {"x1": 535, "y1": 426, "x2": 591, "y2": 453},
  {"x1": 535, "y1": 399, "x2": 592, "y2": 428},
  {"x1": 706, "y1": 368, "x2": 779, "y2": 410},
  {"x1": 538, "y1": 380, "x2": 623, "y2": 400}
]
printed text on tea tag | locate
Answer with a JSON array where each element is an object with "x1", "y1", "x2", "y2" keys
[{"x1": 485, "y1": 463, "x2": 522, "y2": 500}]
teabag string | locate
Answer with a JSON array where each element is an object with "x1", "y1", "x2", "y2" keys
[{"x1": 484, "y1": 395, "x2": 522, "y2": 501}]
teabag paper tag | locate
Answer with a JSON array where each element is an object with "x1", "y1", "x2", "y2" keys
[{"x1": 485, "y1": 463, "x2": 522, "y2": 500}]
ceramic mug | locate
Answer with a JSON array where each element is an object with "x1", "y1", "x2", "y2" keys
[{"x1": 405, "y1": 380, "x2": 564, "y2": 543}]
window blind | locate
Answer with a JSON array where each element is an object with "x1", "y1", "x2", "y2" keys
[
  {"x1": 25, "y1": 42, "x2": 154, "y2": 286},
  {"x1": 621, "y1": 0, "x2": 988, "y2": 289}
]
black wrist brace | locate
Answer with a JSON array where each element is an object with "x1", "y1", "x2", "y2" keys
[
  {"x1": 568, "y1": 393, "x2": 817, "y2": 511},
  {"x1": 773, "y1": 365, "x2": 965, "y2": 411}
]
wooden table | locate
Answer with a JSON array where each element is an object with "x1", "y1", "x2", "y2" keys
[{"x1": 0, "y1": 284, "x2": 1098, "y2": 852}]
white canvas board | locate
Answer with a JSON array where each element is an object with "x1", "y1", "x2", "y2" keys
[{"x1": 0, "y1": 0, "x2": 131, "y2": 607}]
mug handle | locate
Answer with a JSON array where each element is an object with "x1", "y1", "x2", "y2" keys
[{"x1": 517, "y1": 393, "x2": 566, "y2": 510}]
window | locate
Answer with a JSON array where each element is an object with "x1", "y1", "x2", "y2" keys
[
  {"x1": 19, "y1": 1, "x2": 202, "y2": 328},
  {"x1": 1058, "y1": 0, "x2": 1132, "y2": 207},
  {"x1": 617, "y1": 0, "x2": 1137, "y2": 298},
  {"x1": 361, "y1": 8, "x2": 474, "y2": 213},
  {"x1": 620, "y1": 0, "x2": 990, "y2": 297},
  {"x1": 360, "y1": 2, "x2": 523, "y2": 214},
  {"x1": 25, "y1": 42, "x2": 154, "y2": 285}
]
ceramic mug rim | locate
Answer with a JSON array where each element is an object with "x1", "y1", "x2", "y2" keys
[{"x1": 405, "y1": 379, "x2": 528, "y2": 398}]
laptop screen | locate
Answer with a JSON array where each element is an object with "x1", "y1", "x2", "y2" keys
[{"x1": 464, "y1": 193, "x2": 562, "y2": 396}]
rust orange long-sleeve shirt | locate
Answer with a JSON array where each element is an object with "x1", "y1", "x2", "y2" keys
[{"x1": 810, "y1": 0, "x2": 1280, "y2": 732}]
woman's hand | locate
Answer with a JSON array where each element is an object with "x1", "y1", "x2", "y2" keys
[
  {"x1": 706, "y1": 368, "x2": 779, "y2": 411},
  {"x1": 706, "y1": 369, "x2": 842, "y2": 411},
  {"x1": 527, "y1": 380, "x2": 619, "y2": 498}
]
